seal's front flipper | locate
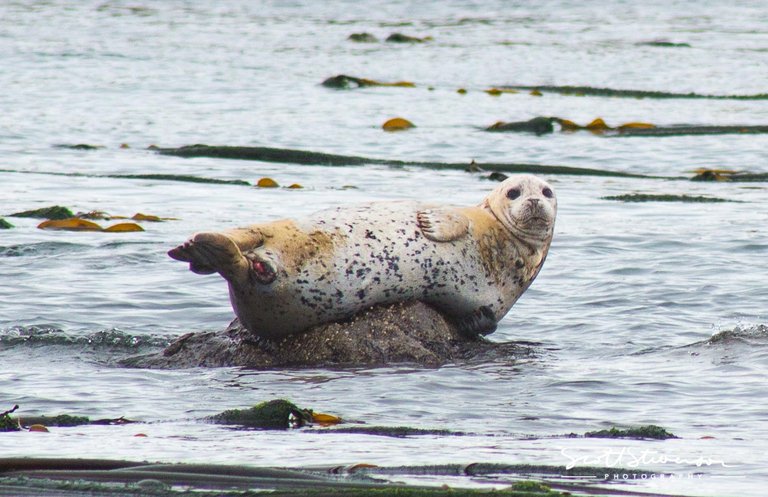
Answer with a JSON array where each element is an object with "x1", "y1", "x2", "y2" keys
[
  {"x1": 455, "y1": 306, "x2": 497, "y2": 337},
  {"x1": 168, "y1": 232, "x2": 250, "y2": 283},
  {"x1": 416, "y1": 209, "x2": 471, "y2": 242}
]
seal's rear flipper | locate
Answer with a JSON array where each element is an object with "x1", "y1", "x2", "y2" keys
[
  {"x1": 168, "y1": 232, "x2": 250, "y2": 283},
  {"x1": 455, "y1": 306, "x2": 497, "y2": 337}
]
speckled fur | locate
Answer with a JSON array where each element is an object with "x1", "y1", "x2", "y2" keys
[{"x1": 169, "y1": 175, "x2": 557, "y2": 340}]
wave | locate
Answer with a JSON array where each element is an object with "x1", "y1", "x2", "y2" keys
[
  {"x1": 0, "y1": 242, "x2": 89, "y2": 258},
  {"x1": 701, "y1": 324, "x2": 768, "y2": 346},
  {"x1": 0, "y1": 325, "x2": 171, "y2": 352}
]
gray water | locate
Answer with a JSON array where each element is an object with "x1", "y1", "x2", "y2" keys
[{"x1": 1, "y1": 1, "x2": 767, "y2": 495}]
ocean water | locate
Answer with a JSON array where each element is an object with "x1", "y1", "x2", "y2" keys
[{"x1": 1, "y1": 1, "x2": 767, "y2": 495}]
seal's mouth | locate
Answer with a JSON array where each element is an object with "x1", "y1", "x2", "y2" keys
[{"x1": 526, "y1": 215, "x2": 551, "y2": 226}]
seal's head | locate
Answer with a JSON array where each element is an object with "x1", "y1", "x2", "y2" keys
[{"x1": 483, "y1": 174, "x2": 557, "y2": 244}]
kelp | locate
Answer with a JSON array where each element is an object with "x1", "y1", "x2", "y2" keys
[
  {"x1": 499, "y1": 84, "x2": 768, "y2": 100},
  {"x1": 691, "y1": 169, "x2": 768, "y2": 182},
  {"x1": 37, "y1": 218, "x2": 103, "y2": 231},
  {"x1": 584, "y1": 425, "x2": 678, "y2": 440},
  {"x1": 382, "y1": 117, "x2": 416, "y2": 131},
  {"x1": 115, "y1": 173, "x2": 251, "y2": 185},
  {"x1": 0, "y1": 218, "x2": 13, "y2": 229},
  {"x1": 312, "y1": 426, "x2": 462, "y2": 438},
  {"x1": 0, "y1": 460, "x2": 583, "y2": 496},
  {"x1": 602, "y1": 193, "x2": 734, "y2": 203},
  {"x1": 616, "y1": 124, "x2": 768, "y2": 136},
  {"x1": 637, "y1": 40, "x2": 691, "y2": 48},
  {"x1": 53, "y1": 143, "x2": 104, "y2": 150},
  {"x1": 155, "y1": 144, "x2": 658, "y2": 179},
  {"x1": 256, "y1": 177, "x2": 280, "y2": 188},
  {"x1": 488, "y1": 116, "x2": 768, "y2": 137},
  {"x1": 37, "y1": 218, "x2": 146, "y2": 233},
  {"x1": 322, "y1": 74, "x2": 416, "y2": 89},
  {"x1": 0, "y1": 405, "x2": 134, "y2": 432},
  {"x1": 0, "y1": 406, "x2": 20, "y2": 432}
]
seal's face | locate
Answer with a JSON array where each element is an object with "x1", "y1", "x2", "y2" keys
[{"x1": 485, "y1": 175, "x2": 557, "y2": 243}]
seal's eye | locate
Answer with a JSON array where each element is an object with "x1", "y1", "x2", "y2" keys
[
  {"x1": 542, "y1": 187, "x2": 554, "y2": 198},
  {"x1": 506, "y1": 188, "x2": 521, "y2": 200}
]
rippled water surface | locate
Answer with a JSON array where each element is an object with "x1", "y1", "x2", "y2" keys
[{"x1": 1, "y1": 2, "x2": 767, "y2": 496}]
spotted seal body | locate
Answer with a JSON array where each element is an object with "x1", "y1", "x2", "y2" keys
[{"x1": 169, "y1": 174, "x2": 557, "y2": 340}]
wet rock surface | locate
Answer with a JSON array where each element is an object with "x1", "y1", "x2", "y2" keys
[{"x1": 122, "y1": 301, "x2": 533, "y2": 369}]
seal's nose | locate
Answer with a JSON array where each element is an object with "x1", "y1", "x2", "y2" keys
[{"x1": 528, "y1": 198, "x2": 540, "y2": 206}]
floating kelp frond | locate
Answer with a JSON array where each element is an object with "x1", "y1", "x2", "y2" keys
[
  {"x1": 602, "y1": 193, "x2": 734, "y2": 203},
  {"x1": 156, "y1": 144, "x2": 659, "y2": 179},
  {"x1": 386, "y1": 33, "x2": 432, "y2": 43},
  {"x1": 38, "y1": 218, "x2": 103, "y2": 231},
  {"x1": 500, "y1": 84, "x2": 768, "y2": 100},
  {"x1": 585, "y1": 425, "x2": 678, "y2": 440},
  {"x1": 616, "y1": 125, "x2": 768, "y2": 136},
  {"x1": 0, "y1": 405, "x2": 20, "y2": 432},
  {"x1": 103, "y1": 222, "x2": 144, "y2": 232},
  {"x1": 53, "y1": 143, "x2": 105, "y2": 150},
  {"x1": 256, "y1": 177, "x2": 280, "y2": 188},
  {"x1": 488, "y1": 117, "x2": 656, "y2": 135},
  {"x1": 132, "y1": 213, "x2": 177, "y2": 221},
  {"x1": 116, "y1": 173, "x2": 250, "y2": 185},
  {"x1": 382, "y1": 117, "x2": 415, "y2": 131},
  {"x1": 311, "y1": 426, "x2": 462, "y2": 438},
  {"x1": 691, "y1": 169, "x2": 768, "y2": 182},
  {"x1": 637, "y1": 40, "x2": 692, "y2": 48},
  {"x1": 322, "y1": 74, "x2": 415, "y2": 89}
]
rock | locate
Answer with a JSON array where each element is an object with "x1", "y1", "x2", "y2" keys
[
  {"x1": 486, "y1": 117, "x2": 554, "y2": 135},
  {"x1": 121, "y1": 301, "x2": 532, "y2": 369},
  {"x1": 386, "y1": 33, "x2": 430, "y2": 43},
  {"x1": 348, "y1": 32, "x2": 378, "y2": 43},
  {"x1": 0, "y1": 218, "x2": 13, "y2": 229},
  {"x1": 321, "y1": 74, "x2": 371, "y2": 89}
]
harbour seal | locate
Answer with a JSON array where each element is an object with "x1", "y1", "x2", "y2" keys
[{"x1": 169, "y1": 174, "x2": 557, "y2": 340}]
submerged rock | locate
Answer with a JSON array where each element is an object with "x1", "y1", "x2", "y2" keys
[
  {"x1": 486, "y1": 117, "x2": 554, "y2": 135},
  {"x1": 348, "y1": 32, "x2": 378, "y2": 43},
  {"x1": 10, "y1": 205, "x2": 74, "y2": 220},
  {"x1": 207, "y1": 400, "x2": 313, "y2": 429},
  {"x1": 585, "y1": 425, "x2": 678, "y2": 440},
  {"x1": 122, "y1": 301, "x2": 532, "y2": 369},
  {"x1": 385, "y1": 33, "x2": 430, "y2": 43}
]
